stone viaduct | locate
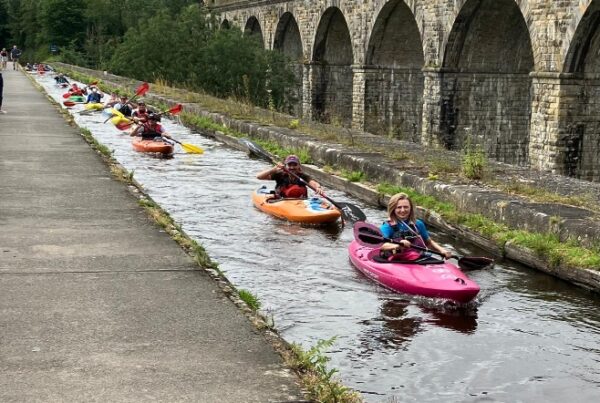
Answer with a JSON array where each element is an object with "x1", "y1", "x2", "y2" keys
[{"x1": 208, "y1": 0, "x2": 600, "y2": 182}]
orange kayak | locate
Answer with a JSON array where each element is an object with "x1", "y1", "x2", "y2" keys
[
  {"x1": 252, "y1": 187, "x2": 341, "y2": 224},
  {"x1": 132, "y1": 138, "x2": 174, "y2": 155}
]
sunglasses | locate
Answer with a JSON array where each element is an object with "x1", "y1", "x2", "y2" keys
[{"x1": 286, "y1": 162, "x2": 299, "y2": 167}]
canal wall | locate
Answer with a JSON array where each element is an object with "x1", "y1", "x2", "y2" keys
[{"x1": 52, "y1": 63, "x2": 600, "y2": 292}]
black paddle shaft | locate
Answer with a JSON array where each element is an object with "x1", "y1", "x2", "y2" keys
[{"x1": 354, "y1": 221, "x2": 494, "y2": 270}]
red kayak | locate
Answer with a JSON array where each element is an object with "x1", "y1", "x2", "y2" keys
[
  {"x1": 132, "y1": 138, "x2": 174, "y2": 155},
  {"x1": 348, "y1": 240, "x2": 480, "y2": 303}
]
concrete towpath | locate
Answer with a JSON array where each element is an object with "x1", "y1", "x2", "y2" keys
[{"x1": 0, "y1": 69, "x2": 305, "y2": 401}]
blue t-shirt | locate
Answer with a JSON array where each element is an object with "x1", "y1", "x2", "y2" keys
[{"x1": 380, "y1": 219, "x2": 430, "y2": 243}]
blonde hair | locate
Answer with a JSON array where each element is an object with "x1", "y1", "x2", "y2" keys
[{"x1": 387, "y1": 192, "x2": 416, "y2": 224}]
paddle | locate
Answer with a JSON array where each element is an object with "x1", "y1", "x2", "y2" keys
[
  {"x1": 353, "y1": 221, "x2": 494, "y2": 270},
  {"x1": 116, "y1": 121, "x2": 133, "y2": 131},
  {"x1": 102, "y1": 83, "x2": 149, "y2": 123},
  {"x1": 240, "y1": 138, "x2": 366, "y2": 224},
  {"x1": 128, "y1": 82, "x2": 149, "y2": 104},
  {"x1": 157, "y1": 104, "x2": 203, "y2": 154},
  {"x1": 168, "y1": 138, "x2": 204, "y2": 154}
]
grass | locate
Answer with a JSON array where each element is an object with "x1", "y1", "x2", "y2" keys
[
  {"x1": 377, "y1": 183, "x2": 600, "y2": 270},
  {"x1": 285, "y1": 338, "x2": 362, "y2": 402},
  {"x1": 238, "y1": 289, "x2": 261, "y2": 311},
  {"x1": 342, "y1": 170, "x2": 365, "y2": 182}
]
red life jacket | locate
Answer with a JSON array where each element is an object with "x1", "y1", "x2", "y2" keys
[{"x1": 279, "y1": 184, "x2": 307, "y2": 198}]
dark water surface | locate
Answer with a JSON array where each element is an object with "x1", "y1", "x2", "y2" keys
[{"x1": 38, "y1": 74, "x2": 600, "y2": 402}]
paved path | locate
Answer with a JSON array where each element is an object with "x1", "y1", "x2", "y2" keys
[{"x1": 0, "y1": 69, "x2": 305, "y2": 402}]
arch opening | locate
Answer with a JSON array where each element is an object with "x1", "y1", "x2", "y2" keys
[
  {"x1": 561, "y1": 1, "x2": 600, "y2": 181},
  {"x1": 311, "y1": 7, "x2": 354, "y2": 126},
  {"x1": 273, "y1": 12, "x2": 303, "y2": 116},
  {"x1": 441, "y1": 0, "x2": 534, "y2": 166},
  {"x1": 244, "y1": 16, "x2": 264, "y2": 47},
  {"x1": 365, "y1": 0, "x2": 424, "y2": 141}
]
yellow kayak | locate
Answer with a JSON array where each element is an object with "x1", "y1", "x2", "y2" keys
[
  {"x1": 252, "y1": 187, "x2": 341, "y2": 224},
  {"x1": 84, "y1": 102, "x2": 104, "y2": 110}
]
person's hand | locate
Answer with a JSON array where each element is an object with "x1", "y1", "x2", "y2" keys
[
  {"x1": 314, "y1": 186, "x2": 325, "y2": 196},
  {"x1": 440, "y1": 249, "x2": 453, "y2": 259}
]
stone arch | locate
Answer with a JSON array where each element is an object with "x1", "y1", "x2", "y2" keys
[
  {"x1": 440, "y1": 0, "x2": 534, "y2": 166},
  {"x1": 560, "y1": 1, "x2": 600, "y2": 181},
  {"x1": 244, "y1": 16, "x2": 265, "y2": 47},
  {"x1": 221, "y1": 19, "x2": 231, "y2": 30},
  {"x1": 273, "y1": 12, "x2": 304, "y2": 116},
  {"x1": 364, "y1": 0, "x2": 424, "y2": 141},
  {"x1": 311, "y1": 6, "x2": 354, "y2": 126}
]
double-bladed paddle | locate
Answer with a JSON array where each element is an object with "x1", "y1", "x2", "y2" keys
[
  {"x1": 122, "y1": 104, "x2": 203, "y2": 154},
  {"x1": 353, "y1": 221, "x2": 494, "y2": 270},
  {"x1": 240, "y1": 138, "x2": 367, "y2": 224},
  {"x1": 102, "y1": 82, "x2": 150, "y2": 123}
]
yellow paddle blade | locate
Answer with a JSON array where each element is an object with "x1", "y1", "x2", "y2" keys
[{"x1": 181, "y1": 143, "x2": 204, "y2": 154}]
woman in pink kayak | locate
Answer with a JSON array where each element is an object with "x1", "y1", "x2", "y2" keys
[{"x1": 380, "y1": 192, "x2": 452, "y2": 261}]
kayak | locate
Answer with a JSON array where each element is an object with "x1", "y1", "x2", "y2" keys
[
  {"x1": 111, "y1": 115, "x2": 131, "y2": 125},
  {"x1": 69, "y1": 95, "x2": 85, "y2": 103},
  {"x1": 132, "y1": 137, "x2": 174, "y2": 155},
  {"x1": 348, "y1": 240, "x2": 480, "y2": 303},
  {"x1": 252, "y1": 186, "x2": 341, "y2": 224},
  {"x1": 84, "y1": 102, "x2": 104, "y2": 111}
]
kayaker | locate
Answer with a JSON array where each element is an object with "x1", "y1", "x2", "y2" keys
[
  {"x1": 131, "y1": 101, "x2": 149, "y2": 124},
  {"x1": 380, "y1": 193, "x2": 452, "y2": 261},
  {"x1": 114, "y1": 95, "x2": 133, "y2": 117},
  {"x1": 54, "y1": 73, "x2": 69, "y2": 85},
  {"x1": 131, "y1": 113, "x2": 173, "y2": 141},
  {"x1": 69, "y1": 83, "x2": 85, "y2": 96},
  {"x1": 103, "y1": 91, "x2": 119, "y2": 107},
  {"x1": 256, "y1": 155, "x2": 324, "y2": 198},
  {"x1": 85, "y1": 87, "x2": 103, "y2": 104}
]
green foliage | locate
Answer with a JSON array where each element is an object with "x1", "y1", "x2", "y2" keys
[
  {"x1": 342, "y1": 170, "x2": 365, "y2": 182},
  {"x1": 289, "y1": 338, "x2": 361, "y2": 402},
  {"x1": 238, "y1": 289, "x2": 261, "y2": 311},
  {"x1": 462, "y1": 139, "x2": 487, "y2": 180},
  {"x1": 288, "y1": 119, "x2": 300, "y2": 130}
]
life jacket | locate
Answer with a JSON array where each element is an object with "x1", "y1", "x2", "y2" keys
[
  {"x1": 279, "y1": 184, "x2": 307, "y2": 198},
  {"x1": 385, "y1": 221, "x2": 427, "y2": 262},
  {"x1": 119, "y1": 104, "x2": 133, "y2": 117},
  {"x1": 276, "y1": 173, "x2": 308, "y2": 198},
  {"x1": 141, "y1": 122, "x2": 163, "y2": 139}
]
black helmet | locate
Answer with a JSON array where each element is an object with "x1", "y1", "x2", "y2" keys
[{"x1": 148, "y1": 113, "x2": 161, "y2": 122}]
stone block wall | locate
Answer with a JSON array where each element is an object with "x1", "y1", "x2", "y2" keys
[
  {"x1": 211, "y1": 0, "x2": 600, "y2": 182},
  {"x1": 364, "y1": 68, "x2": 424, "y2": 142}
]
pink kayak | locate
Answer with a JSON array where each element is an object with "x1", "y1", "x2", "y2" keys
[{"x1": 348, "y1": 240, "x2": 480, "y2": 303}]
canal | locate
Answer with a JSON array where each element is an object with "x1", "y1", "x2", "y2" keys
[{"x1": 37, "y1": 73, "x2": 600, "y2": 402}]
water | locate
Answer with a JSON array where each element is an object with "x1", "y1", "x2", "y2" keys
[{"x1": 37, "y1": 73, "x2": 600, "y2": 402}]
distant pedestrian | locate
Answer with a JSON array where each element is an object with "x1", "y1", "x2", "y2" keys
[
  {"x1": 10, "y1": 45, "x2": 22, "y2": 70},
  {"x1": 0, "y1": 72, "x2": 5, "y2": 113},
  {"x1": 0, "y1": 48, "x2": 8, "y2": 69}
]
